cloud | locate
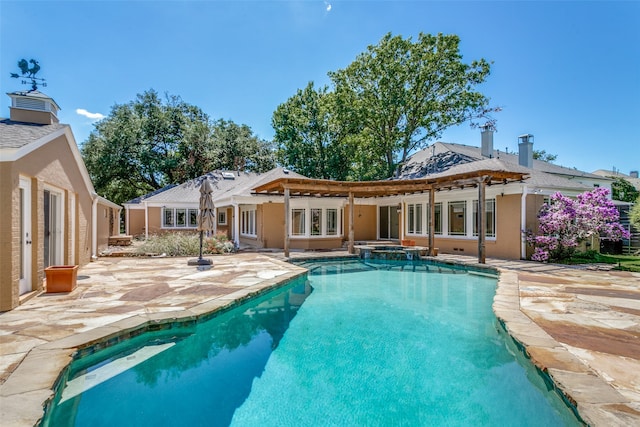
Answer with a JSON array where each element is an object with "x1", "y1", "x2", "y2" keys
[
  {"x1": 325, "y1": 1, "x2": 332, "y2": 12},
  {"x1": 76, "y1": 108, "x2": 105, "y2": 120}
]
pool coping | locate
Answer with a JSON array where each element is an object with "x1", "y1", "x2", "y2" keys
[
  {"x1": 0, "y1": 265, "x2": 307, "y2": 427},
  {"x1": 1, "y1": 254, "x2": 637, "y2": 426}
]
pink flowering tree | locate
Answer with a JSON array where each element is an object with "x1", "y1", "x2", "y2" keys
[{"x1": 526, "y1": 188, "x2": 630, "y2": 262}]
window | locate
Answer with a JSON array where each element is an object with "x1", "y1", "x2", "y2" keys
[
  {"x1": 473, "y1": 199, "x2": 496, "y2": 237},
  {"x1": 218, "y1": 210, "x2": 227, "y2": 225},
  {"x1": 448, "y1": 201, "x2": 466, "y2": 235},
  {"x1": 311, "y1": 209, "x2": 322, "y2": 236},
  {"x1": 326, "y1": 209, "x2": 338, "y2": 235},
  {"x1": 434, "y1": 203, "x2": 442, "y2": 235},
  {"x1": 406, "y1": 203, "x2": 424, "y2": 235},
  {"x1": 162, "y1": 208, "x2": 199, "y2": 228},
  {"x1": 163, "y1": 209, "x2": 174, "y2": 227},
  {"x1": 407, "y1": 204, "x2": 415, "y2": 234},
  {"x1": 189, "y1": 209, "x2": 198, "y2": 228},
  {"x1": 241, "y1": 208, "x2": 256, "y2": 236},
  {"x1": 292, "y1": 209, "x2": 306, "y2": 236},
  {"x1": 176, "y1": 209, "x2": 186, "y2": 227}
]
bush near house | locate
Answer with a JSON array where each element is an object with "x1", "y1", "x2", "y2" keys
[
  {"x1": 135, "y1": 232, "x2": 236, "y2": 257},
  {"x1": 526, "y1": 188, "x2": 630, "y2": 262}
]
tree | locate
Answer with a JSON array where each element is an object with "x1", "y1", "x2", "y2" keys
[
  {"x1": 532, "y1": 149, "x2": 557, "y2": 163},
  {"x1": 526, "y1": 188, "x2": 630, "y2": 262},
  {"x1": 272, "y1": 82, "x2": 354, "y2": 180},
  {"x1": 82, "y1": 89, "x2": 276, "y2": 204},
  {"x1": 209, "y1": 119, "x2": 276, "y2": 174},
  {"x1": 631, "y1": 196, "x2": 640, "y2": 231},
  {"x1": 610, "y1": 177, "x2": 639, "y2": 202},
  {"x1": 328, "y1": 32, "x2": 496, "y2": 178}
]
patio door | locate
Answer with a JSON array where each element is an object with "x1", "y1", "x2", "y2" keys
[
  {"x1": 44, "y1": 189, "x2": 64, "y2": 267},
  {"x1": 378, "y1": 205, "x2": 399, "y2": 240},
  {"x1": 19, "y1": 177, "x2": 32, "y2": 295}
]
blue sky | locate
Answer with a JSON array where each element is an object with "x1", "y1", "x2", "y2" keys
[{"x1": 1, "y1": 1, "x2": 639, "y2": 175}]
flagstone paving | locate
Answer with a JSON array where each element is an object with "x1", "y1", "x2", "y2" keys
[{"x1": 0, "y1": 251, "x2": 638, "y2": 426}]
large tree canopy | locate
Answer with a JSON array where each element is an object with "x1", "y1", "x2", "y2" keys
[
  {"x1": 329, "y1": 32, "x2": 495, "y2": 179},
  {"x1": 82, "y1": 89, "x2": 275, "y2": 204},
  {"x1": 272, "y1": 82, "x2": 354, "y2": 180}
]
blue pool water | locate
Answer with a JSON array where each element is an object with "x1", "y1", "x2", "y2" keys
[{"x1": 44, "y1": 259, "x2": 581, "y2": 426}]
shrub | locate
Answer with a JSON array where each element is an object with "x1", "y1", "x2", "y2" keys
[
  {"x1": 204, "y1": 232, "x2": 237, "y2": 254},
  {"x1": 135, "y1": 233, "x2": 202, "y2": 257},
  {"x1": 525, "y1": 188, "x2": 629, "y2": 262}
]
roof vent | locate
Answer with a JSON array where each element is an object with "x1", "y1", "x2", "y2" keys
[{"x1": 222, "y1": 172, "x2": 235, "y2": 180}]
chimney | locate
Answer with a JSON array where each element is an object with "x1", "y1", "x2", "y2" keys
[
  {"x1": 7, "y1": 90, "x2": 60, "y2": 125},
  {"x1": 630, "y1": 171, "x2": 639, "y2": 179},
  {"x1": 518, "y1": 134, "x2": 534, "y2": 168},
  {"x1": 480, "y1": 124, "x2": 494, "y2": 158}
]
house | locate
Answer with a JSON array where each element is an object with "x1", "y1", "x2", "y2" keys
[
  {"x1": 252, "y1": 128, "x2": 613, "y2": 260},
  {"x1": 0, "y1": 90, "x2": 120, "y2": 311},
  {"x1": 127, "y1": 127, "x2": 614, "y2": 262}
]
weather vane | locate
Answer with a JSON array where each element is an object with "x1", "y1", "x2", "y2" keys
[{"x1": 10, "y1": 59, "x2": 47, "y2": 91}]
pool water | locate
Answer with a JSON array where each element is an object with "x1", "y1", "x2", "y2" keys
[{"x1": 44, "y1": 259, "x2": 581, "y2": 426}]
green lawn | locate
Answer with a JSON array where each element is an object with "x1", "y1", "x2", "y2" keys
[{"x1": 568, "y1": 251, "x2": 640, "y2": 272}]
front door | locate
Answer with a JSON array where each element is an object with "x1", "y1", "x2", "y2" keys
[
  {"x1": 19, "y1": 177, "x2": 32, "y2": 295},
  {"x1": 378, "y1": 206, "x2": 399, "y2": 240}
]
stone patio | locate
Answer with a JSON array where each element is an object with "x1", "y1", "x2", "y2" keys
[{"x1": 0, "y1": 252, "x2": 638, "y2": 426}]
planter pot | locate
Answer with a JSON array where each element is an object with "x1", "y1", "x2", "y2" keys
[
  {"x1": 401, "y1": 239, "x2": 416, "y2": 247},
  {"x1": 45, "y1": 265, "x2": 78, "y2": 293}
]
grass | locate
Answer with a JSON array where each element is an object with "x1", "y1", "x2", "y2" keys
[{"x1": 567, "y1": 250, "x2": 640, "y2": 272}]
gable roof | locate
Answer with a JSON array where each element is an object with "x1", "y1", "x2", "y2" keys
[
  {"x1": 136, "y1": 167, "x2": 306, "y2": 205},
  {"x1": 0, "y1": 118, "x2": 100, "y2": 198},
  {"x1": 0, "y1": 119, "x2": 67, "y2": 153}
]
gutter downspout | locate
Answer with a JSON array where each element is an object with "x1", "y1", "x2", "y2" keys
[
  {"x1": 144, "y1": 201, "x2": 149, "y2": 241},
  {"x1": 233, "y1": 203, "x2": 240, "y2": 248},
  {"x1": 91, "y1": 193, "x2": 98, "y2": 261},
  {"x1": 521, "y1": 185, "x2": 528, "y2": 259}
]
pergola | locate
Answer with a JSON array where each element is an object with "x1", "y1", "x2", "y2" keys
[{"x1": 253, "y1": 167, "x2": 529, "y2": 263}]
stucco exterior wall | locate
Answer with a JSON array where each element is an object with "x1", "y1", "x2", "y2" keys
[
  {"x1": 260, "y1": 203, "x2": 284, "y2": 249},
  {"x1": 351, "y1": 204, "x2": 377, "y2": 241},
  {"x1": 0, "y1": 133, "x2": 97, "y2": 310},
  {"x1": 127, "y1": 208, "x2": 146, "y2": 237}
]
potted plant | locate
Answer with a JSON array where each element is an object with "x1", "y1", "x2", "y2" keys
[{"x1": 45, "y1": 265, "x2": 78, "y2": 293}]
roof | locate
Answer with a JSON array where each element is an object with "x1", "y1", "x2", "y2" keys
[
  {"x1": 0, "y1": 118, "x2": 67, "y2": 151},
  {"x1": 397, "y1": 141, "x2": 609, "y2": 191},
  {"x1": 123, "y1": 184, "x2": 178, "y2": 205},
  {"x1": 137, "y1": 167, "x2": 306, "y2": 205}
]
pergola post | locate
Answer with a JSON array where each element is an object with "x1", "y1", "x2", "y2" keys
[
  {"x1": 478, "y1": 177, "x2": 487, "y2": 264},
  {"x1": 284, "y1": 187, "x2": 290, "y2": 258},
  {"x1": 348, "y1": 191, "x2": 355, "y2": 254},
  {"x1": 428, "y1": 189, "x2": 435, "y2": 256}
]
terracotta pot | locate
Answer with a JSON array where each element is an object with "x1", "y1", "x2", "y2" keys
[
  {"x1": 401, "y1": 239, "x2": 416, "y2": 247},
  {"x1": 45, "y1": 265, "x2": 78, "y2": 293}
]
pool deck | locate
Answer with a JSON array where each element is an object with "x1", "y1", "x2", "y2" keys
[{"x1": 0, "y1": 252, "x2": 638, "y2": 426}]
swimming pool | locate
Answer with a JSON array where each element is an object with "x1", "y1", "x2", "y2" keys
[{"x1": 43, "y1": 259, "x2": 581, "y2": 426}]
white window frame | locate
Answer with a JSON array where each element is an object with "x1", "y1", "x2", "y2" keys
[
  {"x1": 473, "y1": 198, "x2": 496, "y2": 238},
  {"x1": 241, "y1": 206, "x2": 257, "y2": 237},
  {"x1": 448, "y1": 201, "x2": 467, "y2": 236},
  {"x1": 217, "y1": 210, "x2": 227, "y2": 225},
  {"x1": 406, "y1": 202, "x2": 426, "y2": 235},
  {"x1": 289, "y1": 200, "x2": 344, "y2": 238},
  {"x1": 162, "y1": 207, "x2": 198, "y2": 229}
]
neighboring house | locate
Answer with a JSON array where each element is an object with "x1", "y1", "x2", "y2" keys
[
  {"x1": 592, "y1": 169, "x2": 640, "y2": 193},
  {"x1": 0, "y1": 90, "x2": 120, "y2": 311}
]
